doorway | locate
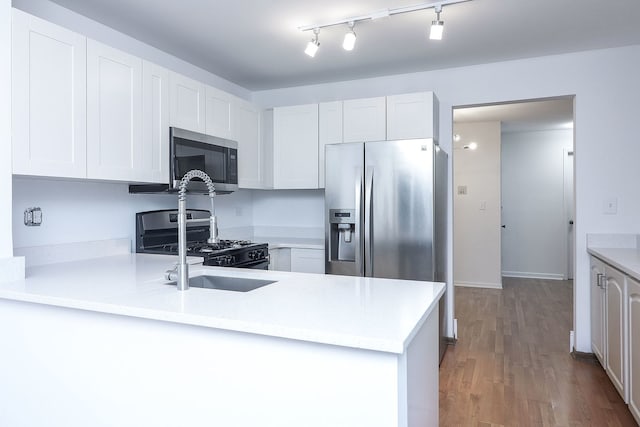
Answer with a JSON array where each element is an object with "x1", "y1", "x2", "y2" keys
[{"x1": 452, "y1": 96, "x2": 575, "y2": 289}]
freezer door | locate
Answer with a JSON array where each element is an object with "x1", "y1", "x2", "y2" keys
[
  {"x1": 364, "y1": 139, "x2": 435, "y2": 281},
  {"x1": 325, "y1": 142, "x2": 364, "y2": 276}
]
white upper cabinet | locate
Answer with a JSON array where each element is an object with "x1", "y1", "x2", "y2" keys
[
  {"x1": 169, "y1": 72, "x2": 206, "y2": 133},
  {"x1": 12, "y1": 9, "x2": 87, "y2": 178},
  {"x1": 343, "y1": 97, "x2": 386, "y2": 143},
  {"x1": 205, "y1": 86, "x2": 235, "y2": 140},
  {"x1": 140, "y1": 61, "x2": 169, "y2": 183},
  {"x1": 318, "y1": 101, "x2": 343, "y2": 188},
  {"x1": 86, "y1": 39, "x2": 142, "y2": 181},
  {"x1": 273, "y1": 104, "x2": 319, "y2": 189},
  {"x1": 387, "y1": 92, "x2": 438, "y2": 140},
  {"x1": 236, "y1": 99, "x2": 263, "y2": 189}
]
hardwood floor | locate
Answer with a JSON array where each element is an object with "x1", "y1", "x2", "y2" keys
[{"x1": 439, "y1": 277, "x2": 637, "y2": 426}]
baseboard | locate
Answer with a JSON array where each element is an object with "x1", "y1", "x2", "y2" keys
[
  {"x1": 502, "y1": 271, "x2": 565, "y2": 280},
  {"x1": 571, "y1": 350, "x2": 599, "y2": 364},
  {"x1": 455, "y1": 281, "x2": 502, "y2": 289},
  {"x1": 444, "y1": 336, "x2": 457, "y2": 346},
  {"x1": 0, "y1": 256, "x2": 25, "y2": 282}
]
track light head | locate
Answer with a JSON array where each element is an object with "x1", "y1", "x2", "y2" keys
[
  {"x1": 343, "y1": 22, "x2": 356, "y2": 51},
  {"x1": 429, "y1": 6, "x2": 444, "y2": 40},
  {"x1": 305, "y1": 28, "x2": 320, "y2": 57}
]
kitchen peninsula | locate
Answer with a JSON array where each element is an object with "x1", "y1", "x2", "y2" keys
[{"x1": 0, "y1": 253, "x2": 444, "y2": 427}]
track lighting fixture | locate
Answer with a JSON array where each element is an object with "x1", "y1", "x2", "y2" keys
[
  {"x1": 304, "y1": 28, "x2": 320, "y2": 57},
  {"x1": 343, "y1": 22, "x2": 357, "y2": 51},
  {"x1": 429, "y1": 6, "x2": 444, "y2": 40},
  {"x1": 299, "y1": 0, "x2": 470, "y2": 57}
]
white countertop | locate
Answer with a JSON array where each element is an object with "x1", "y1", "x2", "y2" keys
[
  {"x1": 0, "y1": 254, "x2": 444, "y2": 354},
  {"x1": 261, "y1": 237, "x2": 324, "y2": 250},
  {"x1": 588, "y1": 247, "x2": 640, "y2": 280}
]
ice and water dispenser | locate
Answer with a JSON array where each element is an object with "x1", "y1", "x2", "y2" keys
[{"x1": 328, "y1": 209, "x2": 356, "y2": 262}]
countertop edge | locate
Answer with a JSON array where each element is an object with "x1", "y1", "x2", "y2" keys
[{"x1": 588, "y1": 247, "x2": 640, "y2": 281}]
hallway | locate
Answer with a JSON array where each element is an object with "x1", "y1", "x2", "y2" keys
[{"x1": 439, "y1": 278, "x2": 637, "y2": 426}]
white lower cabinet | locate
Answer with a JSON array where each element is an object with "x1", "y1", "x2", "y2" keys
[
  {"x1": 591, "y1": 257, "x2": 607, "y2": 365},
  {"x1": 269, "y1": 247, "x2": 324, "y2": 274},
  {"x1": 605, "y1": 266, "x2": 627, "y2": 400},
  {"x1": 590, "y1": 254, "x2": 638, "y2": 408},
  {"x1": 269, "y1": 248, "x2": 291, "y2": 272},
  {"x1": 628, "y1": 276, "x2": 640, "y2": 423},
  {"x1": 291, "y1": 248, "x2": 325, "y2": 274}
]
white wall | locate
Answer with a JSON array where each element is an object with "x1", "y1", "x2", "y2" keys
[
  {"x1": 11, "y1": 0, "x2": 250, "y2": 99},
  {"x1": 251, "y1": 189, "x2": 325, "y2": 238},
  {"x1": 253, "y1": 45, "x2": 640, "y2": 353},
  {"x1": 12, "y1": 178, "x2": 254, "y2": 250},
  {"x1": 453, "y1": 122, "x2": 502, "y2": 289},
  {"x1": 501, "y1": 129, "x2": 573, "y2": 279}
]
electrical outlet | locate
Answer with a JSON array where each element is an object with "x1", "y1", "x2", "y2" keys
[{"x1": 24, "y1": 207, "x2": 42, "y2": 226}]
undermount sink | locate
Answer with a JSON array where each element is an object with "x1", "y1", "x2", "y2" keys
[{"x1": 173, "y1": 275, "x2": 276, "y2": 292}]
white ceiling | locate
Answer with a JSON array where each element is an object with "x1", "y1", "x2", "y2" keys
[{"x1": 39, "y1": 0, "x2": 640, "y2": 91}]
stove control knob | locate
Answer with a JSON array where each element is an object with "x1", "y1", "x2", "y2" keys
[{"x1": 248, "y1": 251, "x2": 256, "y2": 260}]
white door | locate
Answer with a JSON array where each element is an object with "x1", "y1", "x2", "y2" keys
[
  {"x1": 590, "y1": 256, "x2": 607, "y2": 365},
  {"x1": 140, "y1": 61, "x2": 169, "y2": 183},
  {"x1": 169, "y1": 72, "x2": 206, "y2": 133},
  {"x1": 205, "y1": 86, "x2": 235, "y2": 140},
  {"x1": 343, "y1": 97, "x2": 385, "y2": 143},
  {"x1": 386, "y1": 92, "x2": 436, "y2": 140},
  {"x1": 273, "y1": 104, "x2": 319, "y2": 189},
  {"x1": 86, "y1": 39, "x2": 142, "y2": 181},
  {"x1": 12, "y1": 10, "x2": 87, "y2": 178},
  {"x1": 564, "y1": 149, "x2": 575, "y2": 279},
  {"x1": 236, "y1": 100, "x2": 263, "y2": 189},
  {"x1": 606, "y1": 266, "x2": 627, "y2": 401},
  {"x1": 628, "y1": 276, "x2": 640, "y2": 423},
  {"x1": 318, "y1": 101, "x2": 343, "y2": 188}
]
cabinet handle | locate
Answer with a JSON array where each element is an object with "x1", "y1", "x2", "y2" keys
[{"x1": 596, "y1": 273, "x2": 604, "y2": 288}]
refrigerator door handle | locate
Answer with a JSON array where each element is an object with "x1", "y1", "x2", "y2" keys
[
  {"x1": 355, "y1": 167, "x2": 364, "y2": 276},
  {"x1": 364, "y1": 167, "x2": 374, "y2": 277}
]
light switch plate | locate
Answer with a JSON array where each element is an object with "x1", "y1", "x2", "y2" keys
[{"x1": 603, "y1": 198, "x2": 618, "y2": 215}]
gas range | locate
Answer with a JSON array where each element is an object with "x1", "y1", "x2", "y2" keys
[{"x1": 135, "y1": 210, "x2": 269, "y2": 269}]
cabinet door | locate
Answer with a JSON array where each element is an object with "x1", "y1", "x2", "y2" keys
[
  {"x1": 12, "y1": 10, "x2": 87, "y2": 178},
  {"x1": 591, "y1": 257, "x2": 607, "y2": 366},
  {"x1": 318, "y1": 101, "x2": 343, "y2": 188},
  {"x1": 140, "y1": 61, "x2": 169, "y2": 183},
  {"x1": 86, "y1": 40, "x2": 142, "y2": 181},
  {"x1": 273, "y1": 104, "x2": 319, "y2": 189},
  {"x1": 205, "y1": 86, "x2": 235, "y2": 140},
  {"x1": 628, "y1": 276, "x2": 640, "y2": 424},
  {"x1": 291, "y1": 248, "x2": 325, "y2": 274},
  {"x1": 343, "y1": 97, "x2": 385, "y2": 143},
  {"x1": 269, "y1": 248, "x2": 291, "y2": 272},
  {"x1": 606, "y1": 266, "x2": 627, "y2": 401},
  {"x1": 236, "y1": 100, "x2": 263, "y2": 189},
  {"x1": 169, "y1": 72, "x2": 206, "y2": 133},
  {"x1": 386, "y1": 92, "x2": 436, "y2": 140}
]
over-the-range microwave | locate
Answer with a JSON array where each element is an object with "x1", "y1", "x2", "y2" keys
[{"x1": 129, "y1": 127, "x2": 238, "y2": 194}]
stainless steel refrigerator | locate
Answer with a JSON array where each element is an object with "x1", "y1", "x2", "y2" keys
[{"x1": 324, "y1": 139, "x2": 448, "y2": 360}]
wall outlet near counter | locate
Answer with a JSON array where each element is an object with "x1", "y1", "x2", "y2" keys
[{"x1": 24, "y1": 207, "x2": 42, "y2": 226}]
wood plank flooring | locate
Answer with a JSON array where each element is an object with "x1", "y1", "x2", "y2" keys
[{"x1": 439, "y1": 277, "x2": 637, "y2": 426}]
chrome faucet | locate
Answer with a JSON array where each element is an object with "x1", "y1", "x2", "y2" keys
[{"x1": 165, "y1": 169, "x2": 217, "y2": 291}]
